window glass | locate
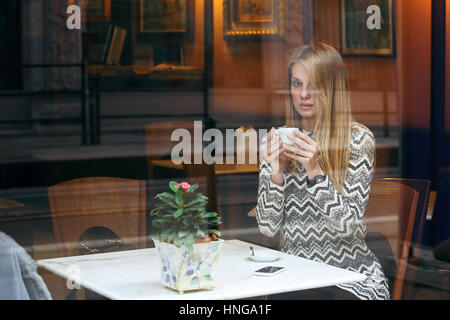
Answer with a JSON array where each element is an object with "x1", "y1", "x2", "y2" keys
[{"x1": 0, "y1": 0, "x2": 448, "y2": 302}]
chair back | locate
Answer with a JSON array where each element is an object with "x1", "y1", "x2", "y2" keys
[
  {"x1": 384, "y1": 178, "x2": 431, "y2": 246},
  {"x1": 145, "y1": 121, "x2": 197, "y2": 178},
  {"x1": 365, "y1": 178, "x2": 420, "y2": 300},
  {"x1": 48, "y1": 177, "x2": 147, "y2": 257}
]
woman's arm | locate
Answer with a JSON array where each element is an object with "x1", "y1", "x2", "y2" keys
[
  {"x1": 255, "y1": 135, "x2": 285, "y2": 238},
  {"x1": 305, "y1": 127, "x2": 375, "y2": 238}
]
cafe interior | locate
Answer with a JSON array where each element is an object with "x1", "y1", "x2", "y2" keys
[{"x1": 0, "y1": 0, "x2": 450, "y2": 301}]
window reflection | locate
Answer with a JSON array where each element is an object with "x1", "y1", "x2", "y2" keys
[{"x1": 0, "y1": 0, "x2": 448, "y2": 301}]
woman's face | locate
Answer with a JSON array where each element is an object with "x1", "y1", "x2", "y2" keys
[{"x1": 290, "y1": 61, "x2": 318, "y2": 122}]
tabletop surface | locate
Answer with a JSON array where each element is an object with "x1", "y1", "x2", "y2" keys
[
  {"x1": 151, "y1": 160, "x2": 259, "y2": 175},
  {"x1": 37, "y1": 239, "x2": 366, "y2": 300}
]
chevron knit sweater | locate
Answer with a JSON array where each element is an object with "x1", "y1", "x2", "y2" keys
[{"x1": 256, "y1": 123, "x2": 390, "y2": 300}]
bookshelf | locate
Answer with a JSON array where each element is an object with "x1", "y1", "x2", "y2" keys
[
  {"x1": 102, "y1": 25, "x2": 127, "y2": 65},
  {"x1": 82, "y1": 0, "x2": 213, "y2": 145}
]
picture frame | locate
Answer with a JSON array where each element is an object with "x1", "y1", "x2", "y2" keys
[
  {"x1": 139, "y1": 0, "x2": 189, "y2": 34},
  {"x1": 223, "y1": 0, "x2": 288, "y2": 41},
  {"x1": 153, "y1": 45, "x2": 184, "y2": 66},
  {"x1": 69, "y1": 0, "x2": 111, "y2": 21},
  {"x1": 340, "y1": 0, "x2": 395, "y2": 56}
]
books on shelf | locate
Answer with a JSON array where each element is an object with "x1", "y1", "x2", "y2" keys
[{"x1": 102, "y1": 25, "x2": 127, "y2": 65}]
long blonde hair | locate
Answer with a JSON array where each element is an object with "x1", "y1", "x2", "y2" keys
[{"x1": 286, "y1": 43, "x2": 352, "y2": 194}]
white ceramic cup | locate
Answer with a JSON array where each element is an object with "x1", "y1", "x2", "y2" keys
[{"x1": 275, "y1": 128, "x2": 298, "y2": 146}]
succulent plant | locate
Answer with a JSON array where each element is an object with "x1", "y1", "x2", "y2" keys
[{"x1": 150, "y1": 181, "x2": 222, "y2": 251}]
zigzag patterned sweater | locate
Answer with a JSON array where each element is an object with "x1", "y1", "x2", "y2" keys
[{"x1": 256, "y1": 123, "x2": 390, "y2": 300}]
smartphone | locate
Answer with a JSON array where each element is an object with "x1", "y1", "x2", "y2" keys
[{"x1": 252, "y1": 266, "x2": 285, "y2": 277}]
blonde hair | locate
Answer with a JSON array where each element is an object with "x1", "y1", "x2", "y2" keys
[{"x1": 286, "y1": 42, "x2": 352, "y2": 194}]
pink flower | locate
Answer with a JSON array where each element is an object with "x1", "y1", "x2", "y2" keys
[{"x1": 175, "y1": 182, "x2": 191, "y2": 191}]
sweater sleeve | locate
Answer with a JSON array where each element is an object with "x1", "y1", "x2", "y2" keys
[
  {"x1": 255, "y1": 134, "x2": 286, "y2": 238},
  {"x1": 305, "y1": 126, "x2": 375, "y2": 238}
]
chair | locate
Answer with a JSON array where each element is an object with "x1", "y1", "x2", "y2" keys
[
  {"x1": 384, "y1": 178, "x2": 431, "y2": 246},
  {"x1": 247, "y1": 206, "x2": 257, "y2": 217},
  {"x1": 47, "y1": 177, "x2": 147, "y2": 257},
  {"x1": 364, "y1": 178, "x2": 423, "y2": 300},
  {"x1": 145, "y1": 121, "x2": 196, "y2": 179},
  {"x1": 406, "y1": 168, "x2": 450, "y2": 299}
]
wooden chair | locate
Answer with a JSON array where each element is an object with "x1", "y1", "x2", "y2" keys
[
  {"x1": 145, "y1": 121, "x2": 196, "y2": 179},
  {"x1": 364, "y1": 178, "x2": 422, "y2": 300},
  {"x1": 384, "y1": 178, "x2": 431, "y2": 246},
  {"x1": 47, "y1": 177, "x2": 147, "y2": 257},
  {"x1": 406, "y1": 169, "x2": 450, "y2": 299}
]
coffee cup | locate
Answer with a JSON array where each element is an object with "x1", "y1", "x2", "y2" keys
[{"x1": 275, "y1": 128, "x2": 298, "y2": 146}]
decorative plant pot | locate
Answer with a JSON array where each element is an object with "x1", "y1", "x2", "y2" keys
[{"x1": 154, "y1": 239, "x2": 224, "y2": 294}]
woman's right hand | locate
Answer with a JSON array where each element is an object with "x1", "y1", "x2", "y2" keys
[{"x1": 261, "y1": 128, "x2": 286, "y2": 183}]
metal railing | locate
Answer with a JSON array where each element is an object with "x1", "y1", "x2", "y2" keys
[{"x1": 0, "y1": 61, "x2": 212, "y2": 146}]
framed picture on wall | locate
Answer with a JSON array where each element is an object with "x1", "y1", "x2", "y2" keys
[
  {"x1": 140, "y1": 0, "x2": 188, "y2": 33},
  {"x1": 223, "y1": 0, "x2": 288, "y2": 41},
  {"x1": 340, "y1": 0, "x2": 395, "y2": 56},
  {"x1": 153, "y1": 45, "x2": 184, "y2": 66},
  {"x1": 69, "y1": 0, "x2": 111, "y2": 21}
]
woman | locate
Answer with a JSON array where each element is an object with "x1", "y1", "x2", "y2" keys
[{"x1": 257, "y1": 42, "x2": 390, "y2": 300}]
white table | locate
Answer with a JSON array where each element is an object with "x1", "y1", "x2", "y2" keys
[{"x1": 37, "y1": 239, "x2": 366, "y2": 300}]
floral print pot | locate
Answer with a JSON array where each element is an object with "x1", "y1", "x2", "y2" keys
[{"x1": 154, "y1": 239, "x2": 224, "y2": 294}]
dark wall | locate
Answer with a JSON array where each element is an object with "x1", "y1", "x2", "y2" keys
[{"x1": 0, "y1": 0, "x2": 22, "y2": 89}]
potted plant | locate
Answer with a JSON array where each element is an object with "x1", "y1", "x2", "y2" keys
[{"x1": 150, "y1": 181, "x2": 223, "y2": 294}]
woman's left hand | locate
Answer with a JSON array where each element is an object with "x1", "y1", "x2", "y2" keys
[{"x1": 282, "y1": 130, "x2": 325, "y2": 179}]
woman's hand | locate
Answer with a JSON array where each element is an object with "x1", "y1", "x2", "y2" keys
[
  {"x1": 261, "y1": 128, "x2": 287, "y2": 184},
  {"x1": 282, "y1": 130, "x2": 325, "y2": 179}
]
